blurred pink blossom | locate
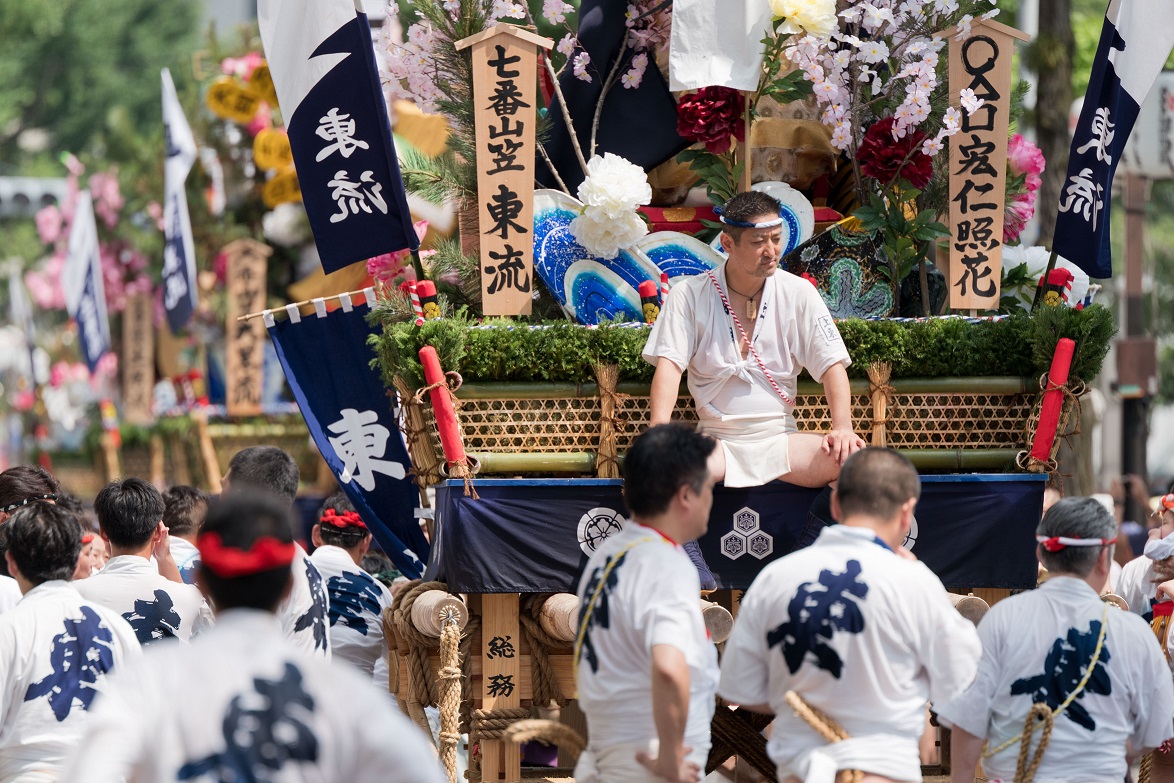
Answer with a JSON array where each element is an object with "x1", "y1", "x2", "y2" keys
[
  {"x1": 25, "y1": 254, "x2": 67, "y2": 310},
  {"x1": 1007, "y1": 134, "x2": 1045, "y2": 193},
  {"x1": 1003, "y1": 193, "x2": 1037, "y2": 244},
  {"x1": 12, "y1": 390, "x2": 35, "y2": 412},
  {"x1": 49, "y1": 361, "x2": 90, "y2": 388},
  {"x1": 146, "y1": 201, "x2": 164, "y2": 231},
  {"x1": 221, "y1": 51, "x2": 265, "y2": 80},
  {"x1": 35, "y1": 205, "x2": 63, "y2": 245},
  {"x1": 89, "y1": 171, "x2": 124, "y2": 228},
  {"x1": 93, "y1": 353, "x2": 118, "y2": 384},
  {"x1": 247, "y1": 102, "x2": 273, "y2": 137}
]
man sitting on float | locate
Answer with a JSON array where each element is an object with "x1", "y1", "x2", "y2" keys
[{"x1": 644, "y1": 190, "x2": 867, "y2": 488}]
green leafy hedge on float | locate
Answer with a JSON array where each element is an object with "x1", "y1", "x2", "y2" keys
[{"x1": 369, "y1": 305, "x2": 1115, "y2": 391}]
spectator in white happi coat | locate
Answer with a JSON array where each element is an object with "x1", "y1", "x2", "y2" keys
[
  {"x1": 939, "y1": 497, "x2": 1174, "y2": 783},
  {"x1": 574, "y1": 424, "x2": 720, "y2": 783},
  {"x1": 0, "y1": 503, "x2": 140, "y2": 782},
  {"x1": 74, "y1": 478, "x2": 213, "y2": 646},
  {"x1": 0, "y1": 467, "x2": 62, "y2": 614},
  {"x1": 308, "y1": 494, "x2": 395, "y2": 686},
  {"x1": 60, "y1": 493, "x2": 443, "y2": 783},
  {"x1": 163, "y1": 485, "x2": 207, "y2": 585},
  {"x1": 719, "y1": 448, "x2": 983, "y2": 783},
  {"x1": 222, "y1": 446, "x2": 331, "y2": 659}
]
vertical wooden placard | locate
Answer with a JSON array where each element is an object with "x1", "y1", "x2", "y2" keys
[
  {"x1": 480, "y1": 592, "x2": 522, "y2": 781},
  {"x1": 947, "y1": 20, "x2": 1030, "y2": 311},
  {"x1": 223, "y1": 238, "x2": 271, "y2": 417},
  {"x1": 456, "y1": 27, "x2": 552, "y2": 316},
  {"x1": 121, "y1": 293, "x2": 155, "y2": 425}
]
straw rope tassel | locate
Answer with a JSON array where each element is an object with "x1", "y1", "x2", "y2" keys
[
  {"x1": 437, "y1": 612, "x2": 463, "y2": 783},
  {"x1": 867, "y1": 361, "x2": 893, "y2": 448},
  {"x1": 783, "y1": 691, "x2": 862, "y2": 783}
]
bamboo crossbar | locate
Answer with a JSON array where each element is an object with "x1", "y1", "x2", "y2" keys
[{"x1": 235, "y1": 287, "x2": 374, "y2": 322}]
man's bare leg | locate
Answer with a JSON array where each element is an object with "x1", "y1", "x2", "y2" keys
[
  {"x1": 704, "y1": 434, "x2": 839, "y2": 488},
  {"x1": 781, "y1": 433, "x2": 841, "y2": 488}
]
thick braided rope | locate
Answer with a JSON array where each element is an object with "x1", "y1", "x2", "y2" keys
[
  {"x1": 1013, "y1": 703, "x2": 1054, "y2": 783},
  {"x1": 782, "y1": 691, "x2": 862, "y2": 783},
  {"x1": 573, "y1": 538, "x2": 658, "y2": 681},
  {"x1": 520, "y1": 594, "x2": 570, "y2": 709},
  {"x1": 1140, "y1": 751, "x2": 1154, "y2": 783},
  {"x1": 392, "y1": 580, "x2": 452, "y2": 707},
  {"x1": 705, "y1": 270, "x2": 796, "y2": 408},
  {"x1": 437, "y1": 616, "x2": 463, "y2": 783},
  {"x1": 502, "y1": 719, "x2": 586, "y2": 764},
  {"x1": 471, "y1": 707, "x2": 532, "y2": 740},
  {"x1": 985, "y1": 605, "x2": 1110, "y2": 760}
]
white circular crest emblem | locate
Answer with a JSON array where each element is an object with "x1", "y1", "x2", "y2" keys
[
  {"x1": 577, "y1": 507, "x2": 627, "y2": 555},
  {"x1": 902, "y1": 515, "x2": 919, "y2": 551}
]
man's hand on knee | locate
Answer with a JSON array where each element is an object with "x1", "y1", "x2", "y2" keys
[{"x1": 822, "y1": 429, "x2": 867, "y2": 465}]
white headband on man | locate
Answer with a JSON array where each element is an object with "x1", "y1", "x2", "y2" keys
[
  {"x1": 1036, "y1": 534, "x2": 1117, "y2": 553},
  {"x1": 715, "y1": 206, "x2": 785, "y2": 229}
]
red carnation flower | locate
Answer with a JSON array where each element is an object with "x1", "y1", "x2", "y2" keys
[
  {"x1": 856, "y1": 117, "x2": 934, "y2": 189},
  {"x1": 676, "y1": 87, "x2": 746, "y2": 154}
]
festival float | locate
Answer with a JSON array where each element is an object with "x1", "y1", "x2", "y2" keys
[
  {"x1": 317, "y1": 1, "x2": 1117, "y2": 781},
  {"x1": 6, "y1": 0, "x2": 1118, "y2": 780}
]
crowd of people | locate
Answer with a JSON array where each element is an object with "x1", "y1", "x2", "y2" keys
[{"x1": 0, "y1": 446, "x2": 444, "y2": 782}]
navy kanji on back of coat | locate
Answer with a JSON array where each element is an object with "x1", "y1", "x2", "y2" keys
[
  {"x1": 326, "y1": 571, "x2": 382, "y2": 636},
  {"x1": 578, "y1": 551, "x2": 628, "y2": 675},
  {"x1": 766, "y1": 559, "x2": 868, "y2": 678},
  {"x1": 24, "y1": 606, "x2": 116, "y2": 721},
  {"x1": 178, "y1": 662, "x2": 319, "y2": 781},
  {"x1": 294, "y1": 560, "x2": 330, "y2": 654},
  {"x1": 123, "y1": 589, "x2": 182, "y2": 644},
  {"x1": 1010, "y1": 621, "x2": 1111, "y2": 731}
]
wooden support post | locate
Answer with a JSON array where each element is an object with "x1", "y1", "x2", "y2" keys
[
  {"x1": 100, "y1": 432, "x2": 121, "y2": 482},
  {"x1": 481, "y1": 593, "x2": 522, "y2": 781},
  {"x1": 169, "y1": 434, "x2": 192, "y2": 487},
  {"x1": 740, "y1": 93, "x2": 753, "y2": 192},
  {"x1": 149, "y1": 434, "x2": 166, "y2": 491},
  {"x1": 193, "y1": 411, "x2": 222, "y2": 494}
]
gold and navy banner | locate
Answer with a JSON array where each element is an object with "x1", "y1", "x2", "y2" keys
[
  {"x1": 265, "y1": 294, "x2": 427, "y2": 578},
  {"x1": 427, "y1": 475, "x2": 1045, "y2": 592}
]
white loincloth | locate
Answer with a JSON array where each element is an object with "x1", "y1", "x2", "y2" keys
[
  {"x1": 776, "y1": 733, "x2": 921, "y2": 783},
  {"x1": 698, "y1": 413, "x2": 797, "y2": 488},
  {"x1": 573, "y1": 739, "x2": 710, "y2": 783}
]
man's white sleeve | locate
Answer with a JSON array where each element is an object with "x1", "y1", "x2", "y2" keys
[
  {"x1": 59, "y1": 671, "x2": 146, "y2": 782},
  {"x1": 641, "y1": 283, "x2": 693, "y2": 372},
  {"x1": 793, "y1": 281, "x2": 850, "y2": 382},
  {"x1": 1135, "y1": 620, "x2": 1174, "y2": 750},
  {"x1": 933, "y1": 603, "x2": 1004, "y2": 738},
  {"x1": 717, "y1": 582, "x2": 771, "y2": 706}
]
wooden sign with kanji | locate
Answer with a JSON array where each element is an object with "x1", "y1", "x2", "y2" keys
[
  {"x1": 945, "y1": 19, "x2": 1030, "y2": 311},
  {"x1": 121, "y1": 292, "x2": 155, "y2": 425},
  {"x1": 223, "y1": 239, "x2": 271, "y2": 417},
  {"x1": 456, "y1": 26, "x2": 552, "y2": 316}
]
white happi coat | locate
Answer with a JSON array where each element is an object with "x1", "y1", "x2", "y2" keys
[
  {"x1": 59, "y1": 609, "x2": 445, "y2": 783},
  {"x1": 168, "y1": 537, "x2": 201, "y2": 585},
  {"x1": 73, "y1": 556, "x2": 213, "y2": 645},
  {"x1": 0, "y1": 581, "x2": 141, "y2": 783},
  {"x1": 574, "y1": 522, "x2": 718, "y2": 779},
  {"x1": 642, "y1": 266, "x2": 849, "y2": 487},
  {"x1": 308, "y1": 545, "x2": 394, "y2": 683},
  {"x1": 936, "y1": 576, "x2": 1174, "y2": 783},
  {"x1": 719, "y1": 525, "x2": 982, "y2": 783},
  {"x1": 277, "y1": 545, "x2": 331, "y2": 660},
  {"x1": 0, "y1": 578, "x2": 21, "y2": 615},
  {"x1": 1116, "y1": 554, "x2": 1160, "y2": 620}
]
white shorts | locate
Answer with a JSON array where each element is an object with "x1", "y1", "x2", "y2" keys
[{"x1": 697, "y1": 414, "x2": 797, "y2": 488}]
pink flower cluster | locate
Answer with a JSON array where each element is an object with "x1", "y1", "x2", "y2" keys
[
  {"x1": 1003, "y1": 134, "x2": 1045, "y2": 243},
  {"x1": 28, "y1": 160, "x2": 151, "y2": 313},
  {"x1": 221, "y1": 51, "x2": 264, "y2": 80},
  {"x1": 366, "y1": 220, "x2": 429, "y2": 284}
]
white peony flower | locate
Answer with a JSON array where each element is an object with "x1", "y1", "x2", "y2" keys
[
  {"x1": 569, "y1": 207, "x2": 648, "y2": 260},
  {"x1": 770, "y1": 0, "x2": 838, "y2": 39},
  {"x1": 262, "y1": 203, "x2": 311, "y2": 247},
  {"x1": 576, "y1": 153, "x2": 652, "y2": 219}
]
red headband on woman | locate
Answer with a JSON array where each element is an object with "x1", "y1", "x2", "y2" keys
[
  {"x1": 197, "y1": 532, "x2": 296, "y2": 578},
  {"x1": 320, "y1": 508, "x2": 366, "y2": 530}
]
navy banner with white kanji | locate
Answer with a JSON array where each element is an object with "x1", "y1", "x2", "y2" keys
[
  {"x1": 258, "y1": 0, "x2": 418, "y2": 274},
  {"x1": 427, "y1": 475, "x2": 1045, "y2": 592},
  {"x1": 63, "y1": 192, "x2": 111, "y2": 373},
  {"x1": 1051, "y1": 0, "x2": 1174, "y2": 279},
  {"x1": 266, "y1": 297, "x2": 428, "y2": 578},
  {"x1": 162, "y1": 68, "x2": 199, "y2": 334}
]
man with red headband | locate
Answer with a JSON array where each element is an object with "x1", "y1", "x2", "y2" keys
[
  {"x1": 308, "y1": 494, "x2": 395, "y2": 685},
  {"x1": 939, "y1": 496, "x2": 1173, "y2": 783},
  {"x1": 222, "y1": 446, "x2": 331, "y2": 660},
  {"x1": 62, "y1": 493, "x2": 444, "y2": 783}
]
